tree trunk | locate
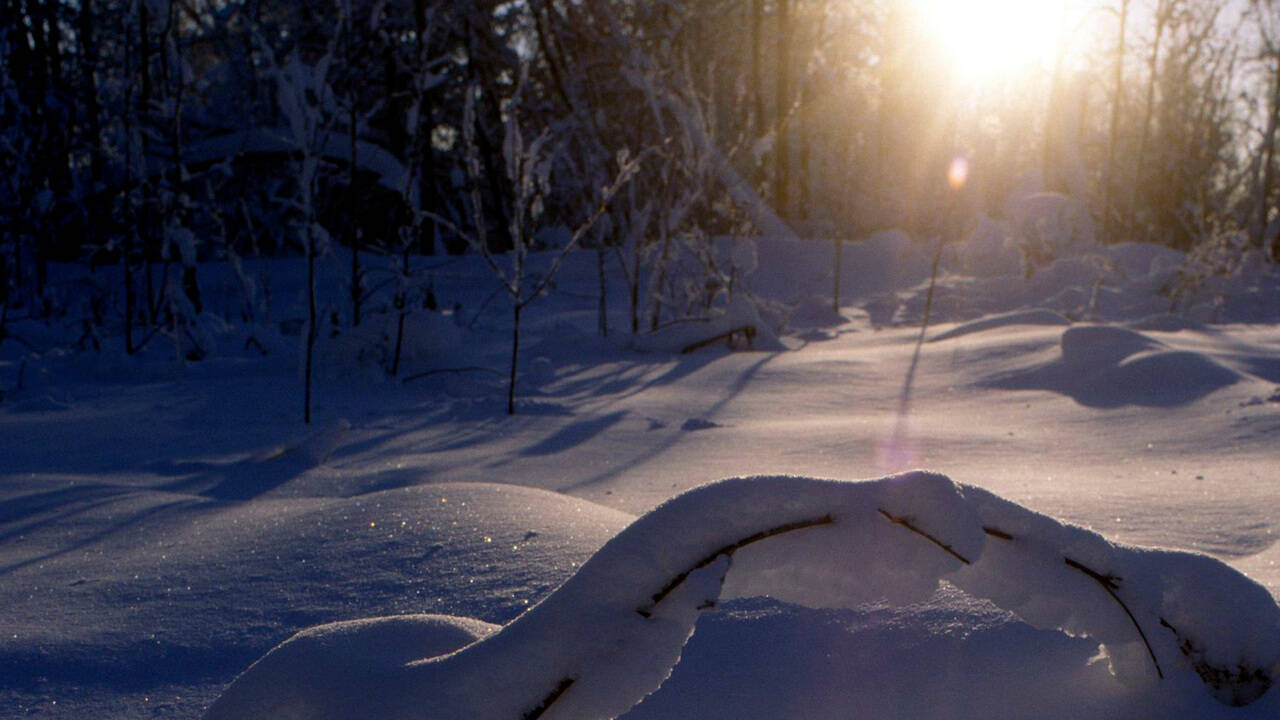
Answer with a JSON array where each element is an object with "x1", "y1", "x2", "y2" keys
[
  {"x1": 78, "y1": 0, "x2": 102, "y2": 186},
  {"x1": 349, "y1": 96, "x2": 361, "y2": 326},
  {"x1": 305, "y1": 222, "x2": 317, "y2": 425},
  {"x1": 1134, "y1": 1, "x2": 1169, "y2": 236},
  {"x1": 751, "y1": 0, "x2": 765, "y2": 139},
  {"x1": 630, "y1": 241, "x2": 641, "y2": 335},
  {"x1": 1042, "y1": 3, "x2": 1069, "y2": 190},
  {"x1": 774, "y1": 0, "x2": 791, "y2": 218},
  {"x1": 1103, "y1": 0, "x2": 1130, "y2": 244},
  {"x1": 507, "y1": 303, "x2": 521, "y2": 415},
  {"x1": 413, "y1": 0, "x2": 437, "y2": 256},
  {"x1": 832, "y1": 238, "x2": 842, "y2": 313},
  {"x1": 597, "y1": 244, "x2": 608, "y2": 337},
  {"x1": 391, "y1": 245, "x2": 410, "y2": 377},
  {"x1": 1255, "y1": 54, "x2": 1280, "y2": 249}
]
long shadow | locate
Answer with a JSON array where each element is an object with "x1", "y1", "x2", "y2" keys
[
  {"x1": 520, "y1": 411, "x2": 628, "y2": 457},
  {"x1": 0, "y1": 495, "x2": 204, "y2": 576},
  {"x1": 524, "y1": 352, "x2": 720, "y2": 406},
  {"x1": 540, "y1": 361, "x2": 651, "y2": 399},
  {"x1": 561, "y1": 351, "x2": 782, "y2": 492},
  {"x1": 328, "y1": 349, "x2": 722, "y2": 469},
  {"x1": 0, "y1": 483, "x2": 130, "y2": 525},
  {"x1": 1158, "y1": 325, "x2": 1280, "y2": 383},
  {"x1": 1236, "y1": 355, "x2": 1280, "y2": 383},
  {"x1": 0, "y1": 484, "x2": 136, "y2": 544},
  {"x1": 0, "y1": 638, "x2": 263, "y2": 692},
  {"x1": 2, "y1": 436, "x2": 339, "y2": 574},
  {"x1": 154, "y1": 456, "x2": 319, "y2": 501},
  {"x1": 156, "y1": 420, "x2": 348, "y2": 501}
]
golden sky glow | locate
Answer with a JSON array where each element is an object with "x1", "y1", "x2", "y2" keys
[{"x1": 912, "y1": 0, "x2": 1081, "y2": 84}]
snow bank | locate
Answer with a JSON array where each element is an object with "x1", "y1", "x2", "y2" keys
[
  {"x1": 953, "y1": 485, "x2": 1280, "y2": 705},
  {"x1": 203, "y1": 615, "x2": 499, "y2": 720},
  {"x1": 977, "y1": 324, "x2": 1243, "y2": 407},
  {"x1": 206, "y1": 472, "x2": 1280, "y2": 720}
]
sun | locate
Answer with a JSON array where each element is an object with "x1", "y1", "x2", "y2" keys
[{"x1": 911, "y1": 0, "x2": 1076, "y2": 84}]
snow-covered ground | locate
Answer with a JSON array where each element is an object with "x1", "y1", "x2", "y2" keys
[{"x1": 2, "y1": 227, "x2": 1279, "y2": 718}]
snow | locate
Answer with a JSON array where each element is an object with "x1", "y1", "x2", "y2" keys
[
  {"x1": 203, "y1": 473, "x2": 1280, "y2": 719},
  {"x1": 2, "y1": 227, "x2": 1280, "y2": 718}
]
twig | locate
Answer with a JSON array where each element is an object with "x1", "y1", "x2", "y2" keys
[
  {"x1": 637, "y1": 514, "x2": 835, "y2": 617},
  {"x1": 1158, "y1": 616, "x2": 1272, "y2": 704},
  {"x1": 877, "y1": 509, "x2": 972, "y2": 565},
  {"x1": 468, "y1": 285, "x2": 506, "y2": 330},
  {"x1": 521, "y1": 677, "x2": 575, "y2": 720},
  {"x1": 1064, "y1": 557, "x2": 1163, "y2": 679}
]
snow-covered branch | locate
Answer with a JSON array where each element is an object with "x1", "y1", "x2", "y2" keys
[{"x1": 206, "y1": 472, "x2": 1280, "y2": 719}]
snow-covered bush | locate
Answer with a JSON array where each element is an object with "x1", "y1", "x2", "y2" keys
[{"x1": 1002, "y1": 192, "x2": 1097, "y2": 278}]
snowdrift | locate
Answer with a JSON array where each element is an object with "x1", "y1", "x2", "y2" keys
[
  {"x1": 205, "y1": 472, "x2": 1280, "y2": 720},
  {"x1": 975, "y1": 324, "x2": 1245, "y2": 407}
]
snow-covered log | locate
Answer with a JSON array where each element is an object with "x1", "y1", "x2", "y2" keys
[{"x1": 204, "y1": 472, "x2": 1280, "y2": 719}]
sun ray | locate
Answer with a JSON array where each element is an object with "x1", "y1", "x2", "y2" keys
[{"x1": 911, "y1": 0, "x2": 1079, "y2": 85}]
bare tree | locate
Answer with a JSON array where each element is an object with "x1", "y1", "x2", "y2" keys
[
  {"x1": 1248, "y1": 0, "x2": 1280, "y2": 253},
  {"x1": 453, "y1": 72, "x2": 647, "y2": 414},
  {"x1": 256, "y1": 17, "x2": 344, "y2": 423},
  {"x1": 1104, "y1": 0, "x2": 1132, "y2": 243},
  {"x1": 775, "y1": 0, "x2": 793, "y2": 218}
]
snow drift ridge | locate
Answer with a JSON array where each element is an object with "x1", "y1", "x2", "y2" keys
[{"x1": 205, "y1": 472, "x2": 1280, "y2": 719}]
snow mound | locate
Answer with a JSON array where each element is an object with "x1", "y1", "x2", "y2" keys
[
  {"x1": 980, "y1": 325, "x2": 1241, "y2": 407},
  {"x1": 785, "y1": 296, "x2": 852, "y2": 330},
  {"x1": 0, "y1": 482, "x2": 633, "y2": 713},
  {"x1": 206, "y1": 472, "x2": 1280, "y2": 719},
  {"x1": 153, "y1": 419, "x2": 349, "y2": 500},
  {"x1": 206, "y1": 615, "x2": 499, "y2": 720},
  {"x1": 629, "y1": 296, "x2": 785, "y2": 354},
  {"x1": 931, "y1": 309, "x2": 1072, "y2": 342}
]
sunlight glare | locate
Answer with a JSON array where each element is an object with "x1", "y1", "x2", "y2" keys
[
  {"x1": 947, "y1": 156, "x2": 969, "y2": 191},
  {"x1": 912, "y1": 0, "x2": 1070, "y2": 84}
]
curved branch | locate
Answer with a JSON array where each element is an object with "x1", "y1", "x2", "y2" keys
[
  {"x1": 637, "y1": 514, "x2": 835, "y2": 618},
  {"x1": 878, "y1": 509, "x2": 973, "y2": 565},
  {"x1": 1064, "y1": 556, "x2": 1163, "y2": 679}
]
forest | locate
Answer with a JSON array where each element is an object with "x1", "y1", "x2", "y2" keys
[
  {"x1": 6, "y1": 3, "x2": 1280, "y2": 719},
  {"x1": 4, "y1": 1, "x2": 1279, "y2": 357}
]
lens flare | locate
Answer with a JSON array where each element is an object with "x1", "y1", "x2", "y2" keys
[{"x1": 948, "y1": 156, "x2": 969, "y2": 191}]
